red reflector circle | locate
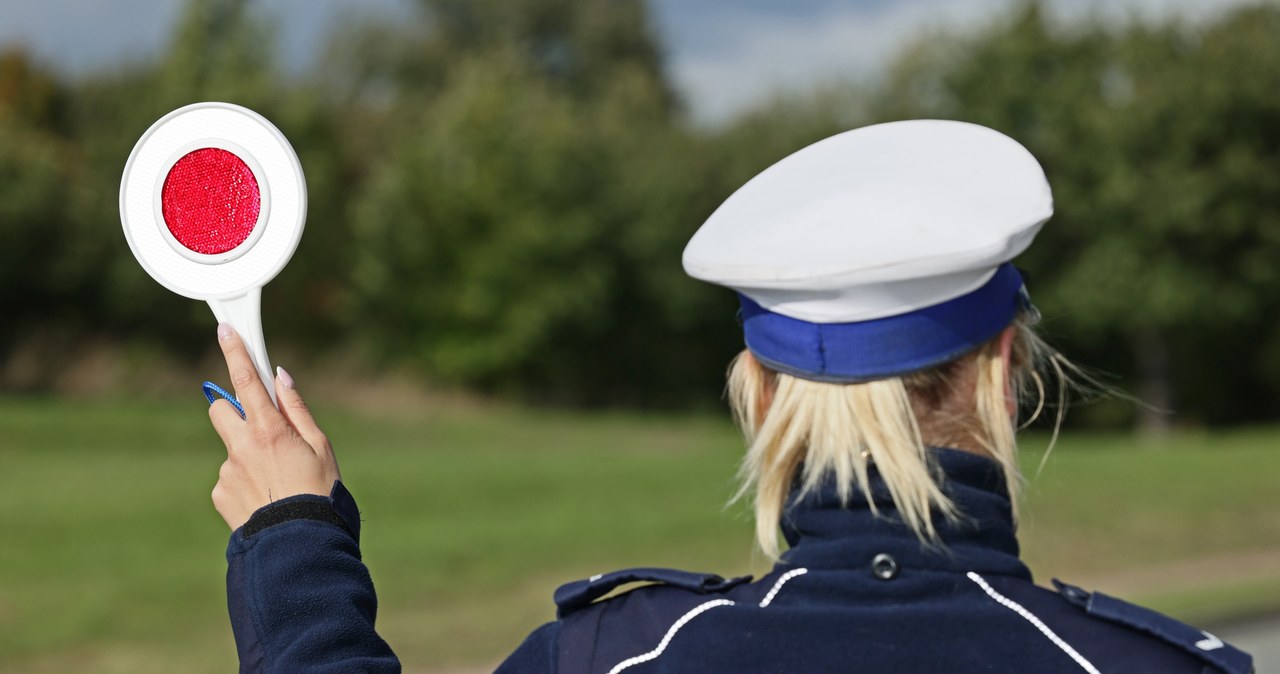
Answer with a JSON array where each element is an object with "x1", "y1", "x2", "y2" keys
[{"x1": 161, "y1": 147, "x2": 261, "y2": 255}]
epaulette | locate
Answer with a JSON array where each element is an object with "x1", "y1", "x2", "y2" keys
[
  {"x1": 554, "y1": 567, "x2": 752, "y2": 618},
  {"x1": 1053, "y1": 580, "x2": 1254, "y2": 674}
]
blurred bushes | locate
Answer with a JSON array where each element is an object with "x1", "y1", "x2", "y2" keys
[
  {"x1": 2, "y1": 0, "x2": 1280, "y2": 423},
  {"x1": 872, "y1": 4, "x2": 1280, "y2": 427}
]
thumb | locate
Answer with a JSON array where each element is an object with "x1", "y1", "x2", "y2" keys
[{"x1": 273, "y1": 366, "x2": 328, "y2": 452}]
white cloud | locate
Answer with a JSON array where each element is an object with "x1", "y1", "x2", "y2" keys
[
  {"x1": 0, "y1": 0, "x2": 414, "y2": 77},
  {"x1": 662, "y1": 0, "x2": 1266, "y2": 126},
  {"x1": 0, "y1": 0, "x2": 184, "y2": 75},
  {"x1": 0, "y1": 0, "x2": 1263, "y2": 121}
]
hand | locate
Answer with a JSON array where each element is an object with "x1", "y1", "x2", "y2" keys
[{"x1": 208, "y1": 324, "x2": 341, "y2": 530}]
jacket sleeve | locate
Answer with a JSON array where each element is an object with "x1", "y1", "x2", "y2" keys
[
  {"x1": 495, "y1": 621, "x2": 560, "y2": 673},
  {"x1": 225, "y1": 481, "x2": 400, "y2": 674}
]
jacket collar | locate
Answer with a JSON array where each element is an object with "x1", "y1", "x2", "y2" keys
[{"x1": 779, "y1": 447, "x2": 1032, "y2": 580}]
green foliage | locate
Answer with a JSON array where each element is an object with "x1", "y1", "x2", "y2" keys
[
  {"x1": 352, "y1": 54, "x2": 616, "y2": 380},
  {"x1": 338, "y1": 0, "x2": 734, "y2": 401},
  {"x1": 4, "y1": 0, "x2": 1280, "y2": 419},
  {"x1": 866, "y1": 2, "x2": 1280, "y2": 425},
  {"x1": 0, "y1": 51, "x2": 74, "y2": 358}
]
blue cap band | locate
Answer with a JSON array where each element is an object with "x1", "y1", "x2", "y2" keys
[{"x1": 740, "y1": 263, "x2": 1027, "y2": 382}]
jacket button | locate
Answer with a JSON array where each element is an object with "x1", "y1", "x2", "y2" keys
[
  {"x1": 1061, "y1": 585, "x2": 1089, "y2": 603},
  {"x1": 871, "y1": 553, "x2": 899, "y2": 580}
]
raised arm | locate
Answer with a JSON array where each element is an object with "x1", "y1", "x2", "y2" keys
[{"x1": 208, "y1": 324, "x2": 400, "y2": 673}]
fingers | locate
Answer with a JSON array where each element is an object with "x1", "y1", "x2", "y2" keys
[
  {"x1": 274, "y1": 367, "x2": 329, "y2": 453},
  {"x1": 208, "y1": 399, "x2": 246, "y2": 444},
  {"x1": 217, "y1": 324, "x2": 279, "y2": 422}
]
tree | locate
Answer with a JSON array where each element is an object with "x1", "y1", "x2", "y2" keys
[
  {"x1": 868, "y1": 2, "x2": 1280, "y2": 427},
  {"x1": 0, "y1": 49, "x2": 72, "y2": 370},
  {"x1": 336, "y1": 0, "x2": 742, "y2": 403}
]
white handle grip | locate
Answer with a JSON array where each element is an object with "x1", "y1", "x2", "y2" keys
[{"x1": 208, "y1": 288, "x2": 278, "y2": 407}]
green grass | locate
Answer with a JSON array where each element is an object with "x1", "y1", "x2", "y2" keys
[
  {"x1": 1, "y1": 397, "x2": 1278, "y2": 672},
  {"x1": 1020, "y1": 429, "x2": 1280, "y2": 576}
]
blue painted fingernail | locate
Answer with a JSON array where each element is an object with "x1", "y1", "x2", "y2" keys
[{"x1": 202, "y1": 381, "x2": 246, "y2": 419}]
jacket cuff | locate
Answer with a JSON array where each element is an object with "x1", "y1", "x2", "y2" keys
[{"x1": 237, "y1": 481, "x2": 362, "y2": 544}]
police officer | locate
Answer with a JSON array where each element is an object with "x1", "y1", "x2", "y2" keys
[{"x1": 206, "y1": 120, "x2": 1254, "y2": 673}]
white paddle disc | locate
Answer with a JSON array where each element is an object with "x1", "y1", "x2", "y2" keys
[{"x1": 120, "y1": 102, "x2": 307, "y2": 406}]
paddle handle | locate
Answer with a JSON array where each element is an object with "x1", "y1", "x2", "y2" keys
[{"x1": 208, "y1": 288, "x2": 277, "y2": 407}]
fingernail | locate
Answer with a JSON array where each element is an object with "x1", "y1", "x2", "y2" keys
[
  {"x1": 217, "y1": 323, "x2": 234, "y2": 342},
  {"x1": 276, "y1": 366, "x2": 295, "y2": 390}
]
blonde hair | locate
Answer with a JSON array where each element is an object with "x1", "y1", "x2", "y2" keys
[{"x1": 728, "y1": 314, "x2": 1068, "y2": 559}]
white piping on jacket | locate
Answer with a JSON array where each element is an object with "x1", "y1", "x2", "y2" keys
[
  {"x1": 606, "y1": 599, "x2": 735, "y2": 674},
  {"x1": 760, "y1": 568, "x2": 809, "y2": 607},
  {"x1": 607, "y1": 567, "x2": 810, "y2": 674},
  {"x1": 967, "y1": 572, "x2": 1102, "y2": 674}
]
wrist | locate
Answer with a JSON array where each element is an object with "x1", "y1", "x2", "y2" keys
[{"x1": 239, "y1": 481, "x2": 361, "y2": 543}]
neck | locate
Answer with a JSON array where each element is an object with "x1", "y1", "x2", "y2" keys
[
  {"x1": 779, "y1": 448, "x2": 1031, "y2": 580},
  {"x1": 920, "y1": 431, "x2": 990, "y2": 457}
]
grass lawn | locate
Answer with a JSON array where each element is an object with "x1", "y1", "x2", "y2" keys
[{"x1": 1, "y1": 396, "x2": 1278, "y2": 672}]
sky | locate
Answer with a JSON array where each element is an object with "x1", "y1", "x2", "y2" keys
[{"x1": 0, "y1": 0, "x2": 1264, "y2": 125}]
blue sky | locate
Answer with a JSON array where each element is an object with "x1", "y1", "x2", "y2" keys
[{"x1": 0, "y1": 0, "x2": 1261, "y2": 124}]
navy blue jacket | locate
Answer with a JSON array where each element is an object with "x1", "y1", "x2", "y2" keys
[
  {"x1": 225, "y1": 482, "x2": 399, "y2": 673},
  {"x1": 226, "y1": 450, "x2": 1253, "y2": 673}
]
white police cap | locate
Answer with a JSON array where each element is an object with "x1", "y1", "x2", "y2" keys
[{"x1": 683, "y1": 119, "x2": 1051, "y2": 382}]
